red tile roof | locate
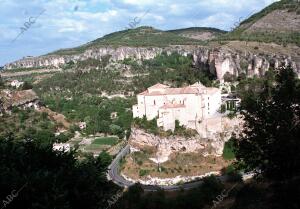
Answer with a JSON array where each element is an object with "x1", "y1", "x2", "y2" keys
[
  {"x1": 138, "y1": 83, "x2": 219, "y2": 96},
  {"x1": 147, "y1": 83, "x2": 169, "y2": 89}
]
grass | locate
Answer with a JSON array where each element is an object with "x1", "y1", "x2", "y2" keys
[
  {"x1": 92, "y1": 137, "x2": 119, "y2": 146},
  {"x1": 85, "y1": 144, "x2": 111, "y2": 151}
]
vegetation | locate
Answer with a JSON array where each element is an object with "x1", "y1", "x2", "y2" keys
[
  {"x1": 240, "y1": 0, "x2": 300, "y2": 25},
  {"x1": 75, "y1": 56, "x2": 111, "y2": 69},
  {"x1": 222, "y1": 138, "x2": 235, "y2": 160},
  {"x1": 0, "y1": 108, "x2": 68, "y2": 145},
  {"x1": 113, "y1": 176, "x2": 226, "y2": 209},
  {"x1": 0, "y1": 137, "x2": 118, "y2": 209},
  {"x1": 92, "y1": 137, "x2": 119, "y2": 145},
  {"x1": 174, "y1": 120, "x2": 198, "y2": 137},
  {"x1": 232, "y1": 66, "x2": 300, "y2": 208},
  {"x1": 36, "y1": 52, "x2": 214, "y2": 95},
  {"x1": 39, "y1": 95, "x2": 134, "y2": 138},
  {"x1": 133, "y1": 116, "x2": 159, "y2": 135},
  {"x1": 50, "y1": 27, "x2": 206, "y2": 55},
  {"x1": 219, "y1": 31, "x2": 300, "y2": 46},
  {"x1": 21, "y1": 81, "x2": 33, "y2": 90},
  {"x1": 235, "y1": 69, "x2": 276, "y2": 101},
  {"x1": 139, "y1": 169, "x2": 149, "y2": 177},
  {"x1": 216, "y1": 0, "x2": 300, "y2": 46},
  {"x1": 133, "y1": 117, "x2": 197, "y2": 137},
  {"x1": 34, "y1": 52, "x2": 214, "y2": 139},
  {"x1": 167, "y1": 27, "x2": 227, "y2": 35},
  {"x1": 0, "y1": 75, "x2": 4, "y2": 88},
  {"x1": 234, "y1": 66, "x2": 300, "y2": 180}
]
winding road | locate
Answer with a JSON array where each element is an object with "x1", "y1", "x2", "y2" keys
[{"x1": 107, "y1": 144, "x2": 252, "y2": 191}]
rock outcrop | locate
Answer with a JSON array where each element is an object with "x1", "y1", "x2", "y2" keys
[
  {"x1": 0, "y1": 89, "x2": 39, "y2": 113},
  {"x1": 129, "y1": 114, "x2": 243, "y2": 163},
  {"x1": 4, "y1": 45, "x2": 300, "y2": 80},
  {"x1": 129, "y1": 128, "x2": 206, "y2": 163}
]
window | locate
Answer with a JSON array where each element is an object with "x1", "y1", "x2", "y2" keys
[{"x1": 154, "y1": 100, "x2": 156, "y2": 105}]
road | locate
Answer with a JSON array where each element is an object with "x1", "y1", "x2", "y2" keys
[{"x1": 107, "y1": 144, "x2": 243, "y2": 191}]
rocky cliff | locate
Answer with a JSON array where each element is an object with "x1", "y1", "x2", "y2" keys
[{"x1": 4, "y1": 45, "x2": 300, "y2": 80}]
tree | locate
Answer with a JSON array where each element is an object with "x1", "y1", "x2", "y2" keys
[
  {"x1": 223, "y1": 72, "x2": 236, "y2": 82},
  {"x1": 234, "y1": 66, "x2": 300, "y2": 180},
  {"x1": 0, "y1": 75, "x2": 4, "y2": 88},
  {"x1": 0, "y1": 137, "x2": 118, "y2": 209},
  {"x1": 22, "y1": 81, "x2": 33, "y2": 90}
]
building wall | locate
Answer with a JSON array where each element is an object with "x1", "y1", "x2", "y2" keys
[
  {"x1": 132, "y1": 88, "x2": 221, "y2": 132},
  {"x1": 203, "y1": 91, "x2": 221, "y2": 118}
]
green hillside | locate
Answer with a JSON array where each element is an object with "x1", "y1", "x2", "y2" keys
[
  {"x1": 167, "y1": 27, "x2": 226, "y2": 34},
  {"x1": 240, "y1": 0, "x2": 300, "y2": 25},
  {"x1": 51, "y1": 26, "x2": 206, "y2": 56},
  {"x1": 167, "y1": 27, "x2": 226, "y2": 40},
  {"x1": 217, "y1": 0, "x2": 300, "y2": 46}
]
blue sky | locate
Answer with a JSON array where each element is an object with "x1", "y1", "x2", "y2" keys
[{"x1": 0, "y1": 0, "x2": 277, "y2": 66}]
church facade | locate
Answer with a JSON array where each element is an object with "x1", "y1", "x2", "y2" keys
[{"x1": 132, "y1": 82, "x2": 221, "y2": 132}]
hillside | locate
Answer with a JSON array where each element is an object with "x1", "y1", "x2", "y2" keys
[
  {"x1": 218, "y1": 0, "x2": 300, "y2": 45},
  {"x1": 167, "y1": 27, "x2": 227, "y2": 41},
  {"x1": 50, "y1": 26, "x2": 206, "y2": 56}
]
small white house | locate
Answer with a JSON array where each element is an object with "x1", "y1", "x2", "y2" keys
[
  {"x1": 110, "y1": 112, "x2": 118, "y2": 119},
  {"x1": 78, "y1": 122, "x2": 87, "y2": 130},
  {"x1": 53, "y1": 143, "x2": 70, "y2": 152},
  {"x1": 10, "y1": 80, "x2": 24, "y2": 88}
]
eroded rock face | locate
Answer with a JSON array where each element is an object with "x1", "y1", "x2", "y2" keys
[
  {"x1": 129, "y1": 128, "x2": 206, "y2": 163},
  {"x1": 194, "y1": 48, "x2": 299, "y2": 80},
  {"x1": 129, "y1": 115, "x2": 243, "y2": 162},
  {"x1": 4, "y1": 45, "x2": 300, "y2": 80},
  {"x1": 0, "y1": 89, "x2": 39, "y2": 113}
]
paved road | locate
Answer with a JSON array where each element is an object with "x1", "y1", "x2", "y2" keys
[{"x1": 107, "y1": 144, "x2": 252, "y2": 191}]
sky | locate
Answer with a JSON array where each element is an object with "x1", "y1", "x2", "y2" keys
[{"x1": 0, "y1": 0, "x2": 278, "y2": 66}]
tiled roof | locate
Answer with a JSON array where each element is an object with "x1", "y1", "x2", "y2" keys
[
  {"x1": 138, "y1": 83, "x2": 219, "y2": 96},
  {"x1": 147, "y1": 83, "x2": 169, "y2": 89}
]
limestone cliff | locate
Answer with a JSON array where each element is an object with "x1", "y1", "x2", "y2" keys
[{"x1": 4, "y1": 45, "x2": 300, "y2": 80}]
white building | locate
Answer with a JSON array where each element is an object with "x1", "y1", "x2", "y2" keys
[
  {"x1": 132, "y1": 82, "x2": 221, "y2": 132},
  {"x1": 10, "y1": 80, "x2": 24, "y2": 88},
  {"x1": 53, "y1": 143, "x2": 71, "y2": 152}
]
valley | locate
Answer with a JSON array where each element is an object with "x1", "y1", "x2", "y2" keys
[{"x1": 1, "y1": 1, "x2": 300, "y2": 209}]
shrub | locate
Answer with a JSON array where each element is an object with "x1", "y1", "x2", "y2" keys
[
  {"x1": 139, "y1": 169, "x2": 149, "y2": 177},
  {"x1": 223, "y1": 138, "x2": 236, "y2": 160}
]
